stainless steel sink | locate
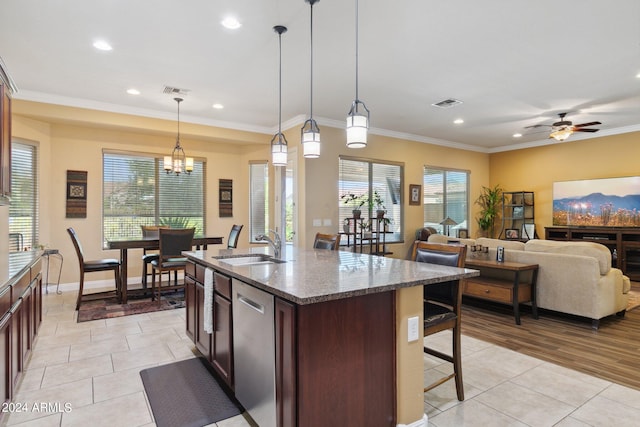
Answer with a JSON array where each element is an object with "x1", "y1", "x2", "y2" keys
[{"x1": 219, "y1": 255, "x2": 285, "y2": 266}]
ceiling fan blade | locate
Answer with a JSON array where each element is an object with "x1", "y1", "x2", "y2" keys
[
  {"x1": 524, "y1": 124, "x2": 551, "y2": 129},
  {"x1": 574, "y1": 128, "x2": 599, "y2": 133},
  {"x1": 574, "y1": 121, "x2": 601, "y2": 128}
]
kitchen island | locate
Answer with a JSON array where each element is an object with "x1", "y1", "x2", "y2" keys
[{"x1": 183, "y1": 247, "x2": 478, "y2": 427}]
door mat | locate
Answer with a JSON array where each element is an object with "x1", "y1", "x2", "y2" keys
[
  {"x1": 627, "y1": 290, "x2": 640, "y2": 311},
  {"x1": 77, "y1": 292, "x2": 184, "y2": 322},
  {"x1": 140, "y1": 357, "x2": 242, "y2": 427}
]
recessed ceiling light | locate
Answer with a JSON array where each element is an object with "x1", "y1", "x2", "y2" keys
[
  {"x1": 513, "y1": 133, "x2": 522, "y2": 138},
  {"x1": 126, "y1": 88, "x2": 140, "y2": 95},
  {"x1": 453, "y1": 118, "x2": 464, "y2": 124},
  {"x1": 636, "y1": 72, "x2": 640, "y2": 79},
  {"x1": 221, "y1": 17, "x2": 241, "y2": 30},
  {"x1": 93, "y1": 40, "x2": 112, "y2": 51},
  {"x1": 212, "y1": 103, "x2": 224, "y2": 109}
]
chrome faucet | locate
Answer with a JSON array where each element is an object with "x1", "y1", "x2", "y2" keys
[{"x1": 255, "y1": 229, "x2": 282, "y2": 259}]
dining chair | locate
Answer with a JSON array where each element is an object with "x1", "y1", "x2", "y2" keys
[
  {"x1": 140, "y1": 225, "x2": 169, "y2": 289},
  {"x1": 313, "y1": 233, "x2": 341, "y2": 250},
  {"x1": 227, "y1": 224, "x2": 243, "y2": 249},
  {"x1": 411, "y1": 240, "x2": 467, "y2": 401},
  {"x1": 67, "y1": 227, "x2": 121, "y2": 310},
  {"x1": 150, "y1": 228, "x2": 195, "y2": 301}
]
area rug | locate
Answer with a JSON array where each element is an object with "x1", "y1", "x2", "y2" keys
[
  {"x1": 627, "y1": 290, "x2": 640, "y2": 311},
  {"x1": 77, "y1": 293, "x2": 184, "y2": 322},
  {"x1": 140, "y1": 357, "x2": 242, "y2": 427}
]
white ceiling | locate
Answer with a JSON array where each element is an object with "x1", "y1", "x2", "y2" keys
[{"x1": 1, "y1": 0, "x2": 639, "y2": 152}]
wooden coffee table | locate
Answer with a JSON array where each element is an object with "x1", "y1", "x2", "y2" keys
[{"x1": 464, "y1": 258, "x2": 539, "y2": 325}]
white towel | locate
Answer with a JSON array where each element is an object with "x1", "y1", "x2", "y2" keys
[{"x1": 204, "y1": 267, "x2": 214, "y2": 334}]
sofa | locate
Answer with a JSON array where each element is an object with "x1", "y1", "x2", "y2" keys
[{"x1": 426, "y1": 235, "x2": 631, "y2": 328}]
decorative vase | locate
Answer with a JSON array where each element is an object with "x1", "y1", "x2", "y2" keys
[{"x1": 376, "y1": 209, "x2": 385, "y2": 219}]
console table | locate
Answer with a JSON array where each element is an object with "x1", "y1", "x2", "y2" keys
[{"x1": 463, "y1": 259, "x2": 539, "y2": 325}]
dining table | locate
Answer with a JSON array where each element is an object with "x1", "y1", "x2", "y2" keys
[{"x1": 107, "y1": 236, "x2": 224, "y2": 303}]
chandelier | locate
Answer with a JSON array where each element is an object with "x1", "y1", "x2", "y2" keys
[{"x1": 164, "y1": 97, "x2": 193, "y2": 175}]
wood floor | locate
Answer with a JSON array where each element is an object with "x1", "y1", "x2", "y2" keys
[{"x1": 461, "y1": 285, "x2": 640, "y2": 391}]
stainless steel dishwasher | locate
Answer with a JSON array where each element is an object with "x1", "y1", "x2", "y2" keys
[{"x1": 232, "y1": 279, "x2": 276, "y2": 427}]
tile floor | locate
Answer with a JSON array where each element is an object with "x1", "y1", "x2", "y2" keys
[{"x1": 3, "y1": 289, "x2": 640, "y2": 427}]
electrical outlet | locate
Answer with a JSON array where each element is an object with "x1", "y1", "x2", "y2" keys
[{"x1": 408, "y1": 316, "x2": 419, "y2": 342}]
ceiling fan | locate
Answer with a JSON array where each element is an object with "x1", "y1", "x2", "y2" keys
[{"x1": 526, "y1": 113, "x2": 601, "y2": 141}]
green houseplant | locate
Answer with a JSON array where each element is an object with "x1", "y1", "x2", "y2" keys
[
  {"x1": 369, "y1": 190, "x2": 387, "y2": 219},
  {"x1": 475, "y1": 184, "x2": 502, "y2": 238},
  {"x1": 341, "y1": 193, "x2": 366, "y2": 219}
]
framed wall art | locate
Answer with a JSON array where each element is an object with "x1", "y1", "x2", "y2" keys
[
  {"x1": 219, "y1": 179, "x2": 233, "y2": 217},
  {"x1": 66, "y1": 170, "x2": 87, "y2": 218},
  {"x1": 409, "y1": 184, "x2": 421, "y2": 206}
]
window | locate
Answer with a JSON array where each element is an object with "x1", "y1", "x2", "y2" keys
[
  {"x1": 249, "y1": 162, "x2": 269, "y2": 243},
  {"x1": 339, "y1": 156, "x2": 403, "y2": 243},
  {"x1": 103, "y1": 151, "x2": 205, "y2": 245},
  {"x1": 423, "y1": 167, "x2": 469, "y2": 236},
  {"x1": 9, "y1": 141, "x2": 38, "y2": 252}
]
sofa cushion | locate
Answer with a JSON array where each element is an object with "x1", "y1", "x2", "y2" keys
[
  {"x1": 475, "y1": 237, "x2": 525, "y2": 251},
  {"x1": 427, "y1": 234, "x2": 476, "y2": 247},
  {"x1": 525, "y1": 239, "x2": 611, "y2": 275}
]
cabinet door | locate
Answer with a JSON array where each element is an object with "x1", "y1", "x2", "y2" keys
[
  {"x1": 0, "y1": 314, "x2": 10, "y2": 405},
  {"x1": 195, "y1": 283, "x2": 211, "y2": 359},
  {"x1": 9, "y1": 300, "x2": 21, "y2": 389},
  {"x1": 184, "y1": 277, "x2": 196, "y2": 342},
  {"x1": 21, "y1": 287, "x2": 32, "y2": 364},
  {"x1": 212, "y1": 293, "x2": 233, "y2": 387},
  {"x1": 0, "y1": 84, "x2": 10, "y2": 198},
  {"x1": 275, "y1": 298, "x2": 296, "y2": 427}
]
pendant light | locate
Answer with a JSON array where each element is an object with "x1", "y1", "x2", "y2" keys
[
  {"x1": 301, "y1": 0, "x2": 321, "y2": 158},
  {"x1": 163, "y1": 97, "x2": 193, "y2": 175},
  {"x1": 271, "y1": 25, "x2": 288, "y2": 167},
  {"x1": 346, "y1": 0, "x2": 369, "y2": 148}
]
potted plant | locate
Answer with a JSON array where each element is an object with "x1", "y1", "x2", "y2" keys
[
  {"x1": 475, "y1": 184, "x2": 502, "y2": 238},
  {"x1": 341, "y1": 193, "x2": 366, "y2": 219},
  {"x1": 369, "y1": 190, "x2": 387, "y2": 219}
]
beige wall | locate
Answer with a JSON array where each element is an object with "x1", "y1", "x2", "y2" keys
[
  {"x1": 301, "y1": 125, "x2": 490, "y2": 258},
  {"x1": 12, "y1": 100, "x2": 270, "y2": 284},
  {"x1": 489, "y1": 131, "x2": 640, "y2": 237}
]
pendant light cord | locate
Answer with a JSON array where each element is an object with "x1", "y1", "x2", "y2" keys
[
  {"x1": 310, "y1": 1, "x2": 314, "y2": 119},
  {"x1": 355, "y1": 0, "x2": 359, "y2": 103},
  {"x1": 278, "y1": 31, "x2": 283, "y2": 134}
]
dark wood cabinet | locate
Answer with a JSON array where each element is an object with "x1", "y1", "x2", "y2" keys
[
  {"x1": 546, "y1": 226, "x2": 640, "y2": 280},
  {"x1": 0, "y1": 83, "x2": 11, "y2": 201},
  {"x1": 275, "y1": 298, "x2": 296, "y2": 427},
  {"x1": 212, "y1": 293, "x2": 233, "y2": 386},
  {"x1": 185, "y1": 261, "x2": 234, "y2": 388},
  {"x1": 184, "y1": 276, "x2": 196, "y2": 341},
  {"x1": 0, "y1": 256, "x2": 42, "y2": 424},
  {"x1": 195, "y1": 282, "x2": 211, "y2": 359}
]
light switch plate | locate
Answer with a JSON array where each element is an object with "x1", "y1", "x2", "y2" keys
[
  {"x1": 408, "y1": 316, "x2": 419, "y2": 342},
  {"x1": 323, "y1": 219, "x2": 332, "y2": 226},
  {"x1": 313, "y1": 219, "x2": 321, "y2": 227}
]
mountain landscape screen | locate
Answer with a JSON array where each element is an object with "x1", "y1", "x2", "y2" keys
[{"x1": 553, "y1": 176, "x2": 640, "y2": 227}]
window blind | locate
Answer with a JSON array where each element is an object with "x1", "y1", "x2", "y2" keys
[
  {"x1": 339, "y1": 157, "x2": 403, "y2": 243},
  {"x1": 423, "y1": 167, "x2": 469, "y2": 235},
  {"x1": 249, "y1": 162, "x2": 269, "y2": 243},
  {"x1": 9, "y1": 142, "x2": 38, "y2": 251},
  {"x1": 103, "y1": 151, "x2": 205, "y2": 245}
]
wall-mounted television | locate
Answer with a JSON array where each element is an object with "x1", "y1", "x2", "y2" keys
[{"x1": 553, "y1": 176, "x2": 640, "y2": 227}]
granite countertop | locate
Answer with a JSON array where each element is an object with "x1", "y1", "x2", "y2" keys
[
  {"x1": 184, "y1": 246, "x2": 479, "y2": 305},
  {"x1": 0, "y1": 250, "x2": 42, "y2": 293}
]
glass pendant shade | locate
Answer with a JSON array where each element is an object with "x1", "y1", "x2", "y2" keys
[
  {"x1": 346, "y1": 100, "x2": 370, "y2": 148},
  {"x1": 301, "y1": 118, "x2": 321, "y2": 158},
  {"x1": 271, "y1": 132, "x2": 288, "y2": 167}
]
